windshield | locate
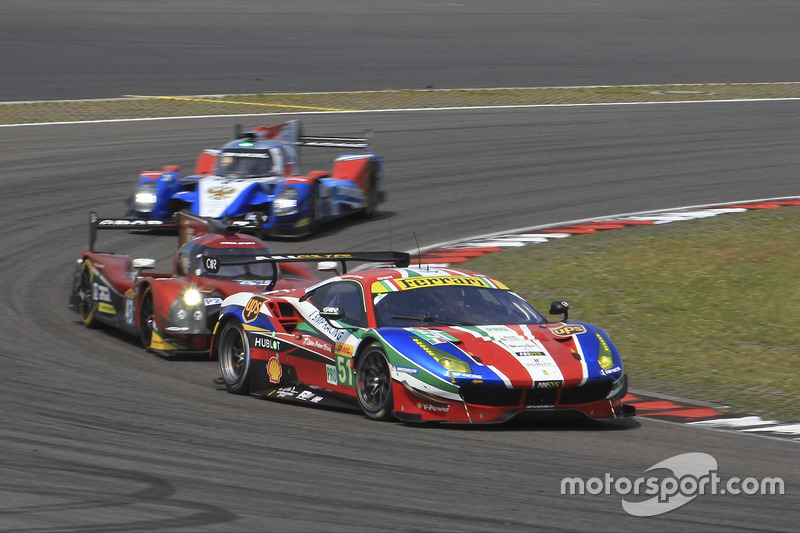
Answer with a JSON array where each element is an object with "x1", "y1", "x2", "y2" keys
[
  {"x1": 215, "y1": 151, "x2": 274, "y2": 178},
  {"x1": 184, "y1": 246, "x2": 276, "y2": 280},
  {"x1": 373, "y1": 285, "x2": 546, "y2": 327}
]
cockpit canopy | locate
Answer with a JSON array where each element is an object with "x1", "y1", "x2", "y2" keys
[
  {"x1": 215, "y1": 150, "x2": 276, "y2": 179},
  {"x1": 177, "y1": 238, "x2": 275, "y2": 280}
]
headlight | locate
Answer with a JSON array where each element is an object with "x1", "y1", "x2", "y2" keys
[
  {"x1": 167, "y1": 288, "x2": 207, "y2": 333},
  {"x1": 595, "y1": 333, "x2": 615, "y2": 370},
  {"x1": 273, "y1": 187, "x2": 299, "y2": 216},
  {"x1": 183, "y1": 288, "x2": 202, "y2": 307},
  {"x1": 133, "y1": 181, "x2": 157, "y2": 212},
  {"x1": 412, "y1": 338, "x2": 471, "y2": 374}
]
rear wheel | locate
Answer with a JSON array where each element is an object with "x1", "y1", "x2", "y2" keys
[
  {"x1": 217, "y1": 321, "x2": 251, "y2": 394},
  {"x1": 77, "y1": 259, "x2": 97, "y2": 327},
  {"x1": 362, "y1": 173, "x2": 377, "y2": 219},
  {"x1": 356, "y1": 343, "x2": 394, "y2": 420},
  {"x1": 307, "y1": 183, "x2": 320, "y2": 236},
  {"x1": 138, "y1": 287, "x2": 154, "y2": 348}
]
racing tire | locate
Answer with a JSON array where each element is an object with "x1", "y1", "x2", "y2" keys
[
  {"x1": 356, "y1": 343, "x2": 394, "y2": 421},
  {"x1": 138, "y1": 287, "x2": 154, "y2": 348},
  {"x1": 307, "y1": 183, "x2": 320, "y2": 236},
  {"x1": 77, "y1": 259, "x2": 98, "y2": 327},
  {"x1": 361, "y1": 172, "x2": 377, "y2": 219},
  {"x1": 217, "y1": 321, "x2": 252, "y2": 395}
]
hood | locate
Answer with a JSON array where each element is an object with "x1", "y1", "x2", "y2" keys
[{"x1": 381, "y1": 323, "x2": 622, "y2": 389}]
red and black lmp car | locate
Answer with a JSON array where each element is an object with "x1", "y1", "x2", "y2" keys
[{"x1": 69, "y1": 212, "x2": 318, "y2": 356}]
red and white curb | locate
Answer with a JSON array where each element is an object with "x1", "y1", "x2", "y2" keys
[
  {"x1": 408, "y1": 196, "x2": 800, "y2": 439},
  {"x1": 412, "y1": 196, "x2": 800, "y2": 267}
]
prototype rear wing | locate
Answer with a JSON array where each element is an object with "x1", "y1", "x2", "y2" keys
[
  {"x1": 234, "y1": 120, "x2": 373, "y2": 151},
  {"x1": 87, "y1": 211, "x2": 178, "y2": 251},
  {"x1": 203, "y1": 251, "x2": 410, "y2": 277}
]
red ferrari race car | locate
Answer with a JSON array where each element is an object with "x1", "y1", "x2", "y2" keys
[
  {"x1": 209, "y1": 255, "x2": 635, "y2": 424},
  {"x1": 69, "y1": 212, "x2": 318, "y2": 356}
]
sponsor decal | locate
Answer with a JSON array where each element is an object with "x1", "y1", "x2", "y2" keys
[
  {"x1": 336, "y1": 354, "x2": 355, "y2": 387},
  {"x1": 98, "y1": 302, "x2": 115, "y2": 315},
  {"x1": 302, "y1": 335, "x2": 333, "y2": 354},
  {"x1": 600, "y1": 365, "x2": 622, "y2": 376},
  {"x1": 500, "y1": 338, "x2": 544, "y2": 356},
  {"x1": 326, "y1": 364, "x2": 338, "y2": 385},
  {"x1": 267, "y1": 357, "x2": 282, "y2": 383},
  {"x1": 204, "y1": 297, "x2": 223, "y2": 306},
  {"x1": 372, "y1": 275, "x2": 507, "y2": 293},
  {"x1": 92, "y1": 283, "x2": 112, "y2": 303},
  {"x1": 124, "y1": 299, "x2": 135, "y2": 326},
  {"x1": 308, "y1": 309, "x2": 347, "y2": 341},
  {"x1": 535, "y1": 380, "x2": 562, "y2": 389},
  {"x1": 254, "y1": 336, "x2": 282, "y2": 351},
  {"x1": 335, "y1": 342, "x2": 354, "y2": 357},
  {"x1": 274, "y1": 387, "x2": 324, "y2": 403},
  {"x1": 243, "y1": 295, "x2": 269, "y2": 323},
  {"x1": 208, "y1": 184, "x2": 237, "y2": 201},
  {"x1": 450, "y1": 371, "x2": 481, "y2": 380},
  {"x1": 395, "y1": 366, "x2": 419, "y2": 375},
  {"x1": 97, "y1": 219, "x2": 165, "y2": 226},
  {"x1": 219, "y1": 241, "x2": 257, "y2": 245},
  {"x1": 417, "y1": 403, "x2": 451, "y2": 413},
  {"x1": 549, "y1": 324, "x2": 587, "y2": 336},
  {"x1": 409, "y1": 328, "x2": 458, "y2": 345}
]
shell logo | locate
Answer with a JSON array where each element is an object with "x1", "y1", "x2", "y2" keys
[{"x1": 267, "y1": 357, "x2": 282, "y2": 383}]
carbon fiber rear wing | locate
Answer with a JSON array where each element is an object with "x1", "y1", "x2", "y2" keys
[
  {"x1": 203, "y1": 251, "x2": 410, "y2": 277},
  {"x1": 88, "y1": 211, "x2": 178, "y2": 251},
  {"x1": 297, "y1": 134, "x2": 371, "y2": 150}
]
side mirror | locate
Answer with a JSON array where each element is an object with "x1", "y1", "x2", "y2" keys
[
  {"x1": 317, "y1": 261, "x2": 341, "y2": 274},
  {"x1": 131, "y1": 258, "x2": 156, "y2": 279},
  {"x1": 132, "y1": 258, "x2": 157, "y2": 270},
  {"x1": 320, "y1": 306, "x2": 345, "y2": 321},
  {"x1": 549, "y1": 300, "x2": 569, "y2": 322}
]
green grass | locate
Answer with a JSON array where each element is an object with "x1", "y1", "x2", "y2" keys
[
  {"x1": 464, "y1": 207, "x2": 800, "y2": 421},
  {"x1": 4, "y1": 82, "x2": 800, "y2": 125}
]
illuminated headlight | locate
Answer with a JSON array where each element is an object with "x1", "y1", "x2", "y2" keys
[
  {"x1": 133, "y1": 181, "x2": 157, "y2": 212},
  {"x1": 168, "y1": 288, "x2": 207, "y2": 333},
  {"x1": 273, "y1": 187, "x2": 299, "y2": 216},
  {"x1": 183, "y1": 288, "x2": 202, "y2": 307},
  {"x1": 595, "y1": 333, "x2": 615, "y2": 370}
]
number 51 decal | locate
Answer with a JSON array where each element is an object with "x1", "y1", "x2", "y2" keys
[{"x1": 336, "y1": 354, "x2": 354, "y2": 387}]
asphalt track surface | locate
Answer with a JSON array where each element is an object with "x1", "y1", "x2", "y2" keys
[
  {"x1": 2, "y1": 2, "x2": 800, "y2": 532},
  {"x1": 4, "y1": 0, "x2": 800, "y2": 101}
]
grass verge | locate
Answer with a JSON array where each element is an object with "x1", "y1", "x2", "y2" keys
[
  {"x1": 3, "y1": 82, "x2": 800, "y2": 125},
  {"x1": 464, "y1": 207, "x2": 800, "y2": 421}
]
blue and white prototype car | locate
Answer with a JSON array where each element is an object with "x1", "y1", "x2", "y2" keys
[{"x1": 128, "y1": 120, "x2": 384, "y2": 238}]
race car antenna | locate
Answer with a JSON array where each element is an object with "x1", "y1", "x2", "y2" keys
[{"x1": 413, "y1": 232, "x2": 423, "y2": 269}]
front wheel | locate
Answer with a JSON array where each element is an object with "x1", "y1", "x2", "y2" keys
[
  {"x1": 356, "y1": 343, "x2": 394, "y2": 420},
  {"x1": 77, "y1": 259, "x2": 98, "y2": 327},
  {"x1": 138, "y1": 287, "x2": 154, "y2": 348},
  {"x1": 217, "y1": 321, "x2": 252, "y2": 394}
]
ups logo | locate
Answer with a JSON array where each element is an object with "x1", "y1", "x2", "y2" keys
[
  {"x1": 549, "y1": 324, "x2": 587, "y2": 336},
  {"x1": 242, "y1": 295, "x2": 269, "y2": 323}
]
